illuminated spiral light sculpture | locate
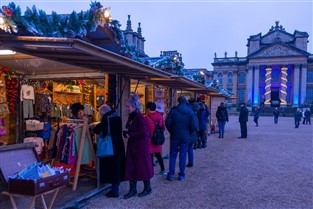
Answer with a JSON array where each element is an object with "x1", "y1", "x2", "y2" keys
[
  {"x1": 280, "y1": 67, "x2": 288, "y2": 105},
  {"x1": 264, "y1": 67, "x2": 272, "y2": 105}
]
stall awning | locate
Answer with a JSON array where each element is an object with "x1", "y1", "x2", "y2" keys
[{"x1": 0, "y1": 35, "x2": 218, "y2": 92}]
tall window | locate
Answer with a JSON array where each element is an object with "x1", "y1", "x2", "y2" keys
[
  {"x1": 306, "y1": 87, "x2": 313, "y2": 103},
  {"x1": 238, "y1": 89, "x2": 245, "y2": 102},
  {"x1": 238, "y1": 72, "x2": 245, "y2": 84},
  {"x1": 227, "y1": 88, "x2": 233, "y2": 104},
  {"x1": 227, "y1": 73, "x2": 233, "y2": 85},
  {"x1": 218, "y1": 73, "x2": 223, "y2": 85},
  {"x1": 307, "y1": 70, "x2": 313, "y2": 83}
]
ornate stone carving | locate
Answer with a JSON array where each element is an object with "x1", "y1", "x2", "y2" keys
[{"x1": 253, "y1": 44, "x2": 303, "y2": 58}]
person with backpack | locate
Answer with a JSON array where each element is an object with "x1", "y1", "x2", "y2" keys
[
  {"x1": 216, "y1": 102, "x2": 229, "y2": 138},
  {"x1": 144, "y1": 102, "x2": 167, "y2": 176}
]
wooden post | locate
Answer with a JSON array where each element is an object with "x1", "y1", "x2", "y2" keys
[{"x1": 72, "y1": 117, "x2": 87, "y2": 191}]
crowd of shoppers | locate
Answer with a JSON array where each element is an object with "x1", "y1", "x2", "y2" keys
[{"x1": 92, "y1": 92, "x2": 312, "y2": 199}]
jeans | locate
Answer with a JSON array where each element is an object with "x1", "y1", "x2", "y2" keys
[
  {"x1": 274, "y1": 116, "x2": 279, "y2": 124},
  {"x1": 169, "y1": 140, "x2": 188, "y2": 177},
  {"x1": 187, "y1": 143, "x2": 194, "y2": 165},
  {"x1": 218, "y1": 121, "x2": 226, "y2": 137}
]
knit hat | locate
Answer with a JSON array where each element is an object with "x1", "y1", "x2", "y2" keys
[{"x1": 99, "y1": 104, "x2": 112, "y2": 116}]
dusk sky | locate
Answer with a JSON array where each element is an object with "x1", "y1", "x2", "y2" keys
[{"x1": 2, "y1": 0, "x2": 312, "y2": 70}]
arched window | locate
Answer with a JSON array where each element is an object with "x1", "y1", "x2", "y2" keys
[
  {"x1": 218, "y1": 73, "x2": 223, "y2": 85},
  {"x1": 227, "y1": 73, "x2": 233, "y2": 85},
  {"x1": 238, "y1": 72, "x2": 245, "y2": 84}
]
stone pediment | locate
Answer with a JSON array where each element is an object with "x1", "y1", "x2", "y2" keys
[{"x1": 249, "y1": 43, "x2": 307, "y2": 58}]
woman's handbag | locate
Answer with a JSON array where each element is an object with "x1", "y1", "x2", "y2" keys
[{"x1": 96, "y1": 117, "x2": 114, "y2": 157}]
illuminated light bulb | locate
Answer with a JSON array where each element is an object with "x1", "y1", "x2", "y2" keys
[{"x1": 104, "y1": 8, "x2": 110, "y2": 19}]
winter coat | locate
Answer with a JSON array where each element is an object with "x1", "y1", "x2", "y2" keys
[
  {"x1": 294, "y1": 111, "x2": 302, "y2": 122},
  {"x1": 198, "y1": 103, "x2": 208, "y2": 131},
  {"x1": 93, "y1": 111, "x2": 126, "y2": 184},
  {"x1": 165, "y1": 103, "x2": 197, "y2": 143},
  {"x1": 216, "y1": 106, "x2": 229, "y2": 122},
  {"x1": 189, "y1": 103, "x2": 200, "y2": 144},
  {"x1": 124, "y1": 111, "x2": 154, "y2": 181},
  {"x1": 239, "y1": 106, "x2": 249, "y2": 123},
  {"x1": 144, "y1": 111, "x2": 165, "y2": 154},
  {"x1": 273, "y1": 109, "x2": 280, "y2": 117}
]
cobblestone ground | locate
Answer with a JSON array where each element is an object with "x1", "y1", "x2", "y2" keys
[{"x1": 82, "y1": 116, "x2": 313, "y2": 209}]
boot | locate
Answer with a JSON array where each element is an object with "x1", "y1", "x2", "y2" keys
[
  {"x1": 123, "y1": 181, "x2": 137, "y2": 199},
  {"x1": 138, "y1": 180, "x2": 152, "y2": 197}
]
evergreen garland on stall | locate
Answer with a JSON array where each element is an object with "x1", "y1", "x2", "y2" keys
[{"x1": 0, "y1": 2, "x2": 118, "y2": 38}]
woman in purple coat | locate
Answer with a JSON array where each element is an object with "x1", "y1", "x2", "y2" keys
[{"x1": 123, "y1": 94, "x2": 154, "y2": 199}]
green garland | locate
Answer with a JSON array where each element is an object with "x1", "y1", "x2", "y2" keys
[
  {"x1": 0, "y1": 2, "x2": 187, "y2": 75},
  {"x1": 0, "y1": 2, "x2": 116, "y2": 38}
]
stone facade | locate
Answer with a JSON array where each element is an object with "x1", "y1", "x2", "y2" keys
[{"x1": 212, "y1": 21, "x2": 313, "y2": 107}]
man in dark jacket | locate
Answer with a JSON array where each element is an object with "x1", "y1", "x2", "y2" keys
[
  {"x1": 238, "y1": 102, "x2": 248, "y2": 138},
  {"x1": 216, "y1": 102, "x2": 229, "y2": 138},
  {"x1": 166, "y1": 96, "x2": 197, "y2": 181}
]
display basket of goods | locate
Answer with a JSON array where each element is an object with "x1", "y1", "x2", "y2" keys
[
  {"x1": 25, "y1": 120, "x2": 44, "y2": 131},
  {"x1": 8, "y1": 162, "x2": 70, "y2": 196},
  {"x1": 0, "y1": 143, "x2": 70, "y2": 208}
]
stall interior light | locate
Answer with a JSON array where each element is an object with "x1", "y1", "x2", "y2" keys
[{"x1": 0, "y1": 50, "x2": 16, "y2": 55}]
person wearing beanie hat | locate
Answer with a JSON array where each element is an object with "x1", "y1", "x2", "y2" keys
[
  {"x1": 165, "y1": 95, "x2": 197, "y2": 181},
  {"x1": 99, "y1": 104, "x2": 112, "y2": 117},
  {"x1": 123, "y1": 94, "x2": 154, "y2": 199},
  {"x1": 93, "y1": 105, "x2": 126, "y2": 198}
]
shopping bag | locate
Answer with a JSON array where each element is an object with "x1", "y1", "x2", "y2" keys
[{"x1": 96, "y1": 134, "x2": 114, "y2": 157}]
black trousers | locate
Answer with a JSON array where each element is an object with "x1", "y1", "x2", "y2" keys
[
  {"x1": 240, "y1": 122, "x2": 247, "y2": 137},
  {"x1": 151, "y1": 152, "x2": 165, "y2": 171}
]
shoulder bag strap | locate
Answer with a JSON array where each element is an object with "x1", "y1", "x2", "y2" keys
[
  {"x1": 107, "y1": 117, "x2": 111, "y2": 136},
  {"x1": 148, "y1": 115, "x2": 159, "y2": 126}
]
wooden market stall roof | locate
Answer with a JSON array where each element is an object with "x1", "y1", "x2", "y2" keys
[{"x1": 0, "y1": 35, "x2": 216, "y2": 92}]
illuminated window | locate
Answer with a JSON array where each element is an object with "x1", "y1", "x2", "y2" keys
[
  {"x1": 238, "y1": 72, "x2": 245, "y2": 84},
  {"x1": 227, "y1": 73, "x2": 233, "y2": 85}
]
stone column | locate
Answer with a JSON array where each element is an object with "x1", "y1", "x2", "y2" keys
[
  {"x1": 247, "y1": 66, "x2": 253, "y2": 103},
  {"x1": 293, "y1": 64, "x2": 300, "y2": 107},
  {"x1": 264, "y1": 66, "x2": 272, "y2": 105},
  {"x1": 280, "y1": 66, "x2": 288, "y2": 105},
  {"x1": 253, "y1": 65, "x2": 260, "y2": 106},
  {"x1": 300, "y1": 64, "x2": 307, "y2": 104}
]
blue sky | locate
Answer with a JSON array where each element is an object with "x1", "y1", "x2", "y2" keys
[{"x1": 1, "y1": 0, "x2": 312, "y2": 69}]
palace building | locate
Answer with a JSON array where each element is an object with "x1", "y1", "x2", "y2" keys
[{"x1": 212, "y1": 21, "x2": 313, "y2": 107}]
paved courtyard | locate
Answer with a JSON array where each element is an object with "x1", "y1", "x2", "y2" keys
[{"x1": 82, "y1": 115, "x2": 313, "y2": 209}]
